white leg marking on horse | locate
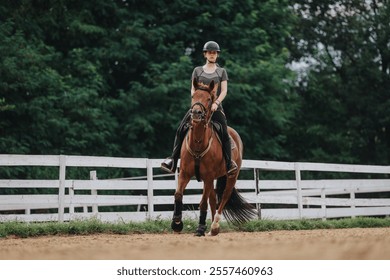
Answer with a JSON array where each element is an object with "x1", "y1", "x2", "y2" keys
[{"x1": 211, "y1": 213, "x2": 221, "y2": 230}]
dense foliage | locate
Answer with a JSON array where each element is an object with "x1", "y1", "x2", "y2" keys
[
  {"x1": 288, "y1": 0, "x2": 390, "y2": 164},
  {"x1": 0, "y1": 0, "x2": 389, "y2": 169}
]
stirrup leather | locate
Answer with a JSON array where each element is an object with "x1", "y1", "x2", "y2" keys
[{"x1": 227, "y1": 160, "x2": 238, "y2": 177}]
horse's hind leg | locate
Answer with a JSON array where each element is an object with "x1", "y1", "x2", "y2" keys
[
  {"x1": 208, "y1": 189, "x2": 217, "y2": 224},
  {"x1": 217, "y1": 178, "x2": 236, "y2": 213}
]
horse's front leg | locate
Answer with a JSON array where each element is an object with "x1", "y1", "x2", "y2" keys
[
  {"x1": 195, "y1": 180, "x2": 213, "y2": 237},
  {"x1": 171, "y1": 174, "x2": 190, "y2": 233}
]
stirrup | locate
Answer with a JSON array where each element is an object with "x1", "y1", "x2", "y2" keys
[
  {"x1": 227, "y1": 160, "x2": 238, "y2": 177},
  {"x1": 161, "y1": 158, "x2": 176, "y2": 173}
]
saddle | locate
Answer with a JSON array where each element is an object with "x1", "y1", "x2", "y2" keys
[{"x1": 211, "y1": 122, "x2": 236, "y2": 150}]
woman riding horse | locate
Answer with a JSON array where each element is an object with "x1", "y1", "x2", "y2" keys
[
  {"x1": 169, "y1": 74, "x2": 256, "y2": 236},
  {"x1": 161, "y1": 41, "x2": 238, "y2": 177}
]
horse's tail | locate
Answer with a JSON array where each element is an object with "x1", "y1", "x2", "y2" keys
[{"x1": 216, "y1": 176, "x2": 257, "y2": 225}]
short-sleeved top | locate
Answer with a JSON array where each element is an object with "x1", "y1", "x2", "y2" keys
[{"x1": 191, "y1": 66, "x2": 228, "y2": 98}]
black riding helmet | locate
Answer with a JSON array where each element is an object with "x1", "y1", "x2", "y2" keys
[{"x1": 203, "y1": 41, "x2": 220, "y2": 52}]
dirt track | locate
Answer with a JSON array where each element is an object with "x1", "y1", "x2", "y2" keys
[{"x1": 1, "y1": 228, "x2": 389, "y2": 260}]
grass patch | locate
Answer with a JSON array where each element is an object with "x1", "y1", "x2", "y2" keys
[{"x1": 0, "y1": 217, "x2": 389, "y2": 238}]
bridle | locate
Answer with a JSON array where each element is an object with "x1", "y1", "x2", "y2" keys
[
  {"x1": 187, "y1": 86, "x2": 214, "y2": 164},
  {"x1": 187, "y1": 83, "x2": 217, "y2": 181},
  {"x1": 190, "y1": 86, "x2": 214, "y2": 124}
]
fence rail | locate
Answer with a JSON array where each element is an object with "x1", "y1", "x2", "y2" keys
[{"x1": 1, "y1": 154, "x2": 390, "y2": 223}]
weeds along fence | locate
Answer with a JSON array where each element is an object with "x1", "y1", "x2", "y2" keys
[{"x1": 0, "y1": 154, "x2": 390, "y2": 223}]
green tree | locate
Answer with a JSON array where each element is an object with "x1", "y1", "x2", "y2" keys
[
  {"x1": 0, "y1": 1, "x2": 120, "y2": 156},
  {"x1": 289, "y1": 0, "x2": 390, "y2": 164},
  {"x1": 113, "y1": 0, "x2": 298, "y2": 160},
  {"x1": 0, "y1": 0, "x2": 298, "y2": 163}
]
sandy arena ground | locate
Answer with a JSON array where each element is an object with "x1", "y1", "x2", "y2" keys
[{"x1": 1, "y1": 228, "x2": 389, "y2": 260}]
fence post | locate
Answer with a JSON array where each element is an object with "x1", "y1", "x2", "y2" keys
[
  {"x1": 69, "y1": 180, "x2": 74, "y2": 216},
  {"x1": 90, "y1": 171, "x2": 98, "y2": 214},
  {"x1": 254, "y1": 168, "x2": 261, "y2": 219},
  {"x1": 147, "y1": 159, "x2": 154, "y2": 219},
  {"x1": 294, "y1": 163, "x2": 303, "y2": 219},
  {"x1": 321, "y1": 189, "x2": 326, "y2": 221},
  {"x1": 350, "y1": 191, "x2": 356, "y2": 218},
  {"x1": 58, "y1": 155, "x2": 66, "y2": 222}
]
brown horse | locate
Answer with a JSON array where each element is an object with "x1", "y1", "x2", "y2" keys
[{"x1": 171, "y1": 79, "x2": 256, "y2": 236}]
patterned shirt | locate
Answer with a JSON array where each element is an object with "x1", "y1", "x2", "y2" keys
[{"x1": 191, "y1": 66, "x2": 228, "y2": 97}]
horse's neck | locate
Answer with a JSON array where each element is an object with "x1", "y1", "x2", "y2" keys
[{"x1": 189, "y1": 123, "x2": 212, "y2": 151}]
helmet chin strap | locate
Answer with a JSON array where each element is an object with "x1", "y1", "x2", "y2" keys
[{"x1": 207, "y1": 59, "x2": 216, "y2": 64}]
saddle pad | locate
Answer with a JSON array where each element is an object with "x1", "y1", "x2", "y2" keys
[
  {"x1": 229, "y1": 135, "x2": 236, "y2": 150},
  {"x1": 212, "y1": 122, "x2": 236, "y2": 150}
]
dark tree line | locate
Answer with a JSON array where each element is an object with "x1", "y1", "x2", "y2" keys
[{"x1": 1, "y1": 0, "x2": 389, "y2": 171}]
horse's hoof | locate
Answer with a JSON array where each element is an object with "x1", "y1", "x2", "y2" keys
[
  {"x1": 210, "y1": 227, "x2": 220, "y2": 236},
  {"x1": 194, "y1": 224, "x2": 207, "y2": 237},
  {"x1": 171, "y1": 220, "x2": 183, "y2": 232},
  {"x1": 194, "y1": 231, "x2": 205, "y2": 237}
]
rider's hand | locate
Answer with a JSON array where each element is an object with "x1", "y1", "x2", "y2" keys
[{"x1": 211, "y1": 102, "x2": 219, "y2": 112}]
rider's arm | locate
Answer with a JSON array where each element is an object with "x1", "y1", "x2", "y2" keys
[
  {"x1": 215, "y1": 80, "x2": 227, "y2": 104},
  {"x1": 211, "y1": 80, "x2": 227, "y2": 111}
]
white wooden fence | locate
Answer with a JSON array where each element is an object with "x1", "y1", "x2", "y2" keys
[{"x1": 1, "y1": 154, "x2": 390, "y2": 223}]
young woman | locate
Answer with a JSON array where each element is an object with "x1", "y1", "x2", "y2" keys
[{"x1": 161, "y1": 41, "x2": 237, "y2": 177}]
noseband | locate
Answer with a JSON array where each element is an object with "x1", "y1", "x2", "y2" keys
[{"x1": 190, "y1": 102, "x2": 207, "y2": 122}]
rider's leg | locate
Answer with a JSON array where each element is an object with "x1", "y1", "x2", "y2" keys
[
  {"x1": 211, "y1": 111, "x2": 238, "y2": 177},
  {"x1": 161, "y1": 110, "x2": 191, "y2": 173}
]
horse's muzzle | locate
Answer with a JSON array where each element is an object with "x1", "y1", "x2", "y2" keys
[
  {"x1": 191, "y1": 109, "x2": 205, "y2": 122},
  {"x1": 190, "y1": 102, "x2": 207, "y2": 122}
]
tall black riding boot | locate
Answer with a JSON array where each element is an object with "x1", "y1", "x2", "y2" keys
[
  {"x1": 161, "y1": 110, "x2": 191, "y2": 173},
  {"x1": 222, "y1": 135, "x2": 238, "y2": 177},
  {"x1": 161, "y1": 135, "x2": 182, "y2": 173},
  {"x1": 211, "y1": 110, "x2": 238, "y2": 177}
]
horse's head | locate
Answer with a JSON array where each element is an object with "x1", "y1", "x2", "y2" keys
[{"x1": 191, "y1": 79, "x2": 217, "y2": 123}]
